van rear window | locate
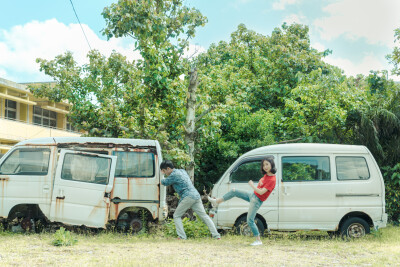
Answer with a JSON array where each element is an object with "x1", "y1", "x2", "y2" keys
[
  {"x1": 282, "y1": 156, "x2": 330, "y2": 182},
  {"x1": 336, "y1": 157, "x2": 370, "y2": 180},
  {"x1": 113, "y1": 151, "x2": 155, "y2": 178},
  {"x1": 0, "y1": 148, "x2": 50, "y2": 175}
]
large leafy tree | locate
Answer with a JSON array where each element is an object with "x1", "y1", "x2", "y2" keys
[
  {"x1": 280, "y1": 66, "x2": 365, "y2": 143},
  {"x1": 387, "y1": 27, "x2": 400, "y2": 76},
  {"x1": 31, "y1": 0, "x2": 225, "y2": 181},
  {"x1": 193, "y1": 23, "x2": 336, "y2": 187},
  {"x1": 346, "y1": 71, "x2": 400, "y2": 166}
]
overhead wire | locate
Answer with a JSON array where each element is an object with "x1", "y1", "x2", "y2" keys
[{"x1": 68, "y1": 0, "x2": 92, "y2": 50}]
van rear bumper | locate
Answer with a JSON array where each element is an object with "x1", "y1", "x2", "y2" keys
[{"x1": 375, "y1": 213, "x2": 388, "y2": 229}]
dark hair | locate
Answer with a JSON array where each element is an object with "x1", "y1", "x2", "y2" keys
[
  {"x1": 160, "y1": 160, "x2": 174, "y2": 170},
  {"x1": 261, "y1": 157, "x2": 277, "y2": 175}
]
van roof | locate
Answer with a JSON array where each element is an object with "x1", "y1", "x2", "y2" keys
[
  {"x1": 242, "y1": 143, "x2": 369, "y2": 157},
  {"x1": 15, "y1": 137, "x2": 158, "y2": 147}
]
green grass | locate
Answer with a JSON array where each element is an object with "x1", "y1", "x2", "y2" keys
[{"x1": 0, "y1": 225, "x2": 399, "y2": 266}]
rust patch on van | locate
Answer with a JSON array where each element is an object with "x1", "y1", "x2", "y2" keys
[
  {"x1": 127, "y1": 178, "x2": 131, "y2": 199},
  {"x1": 1, "y1": 176, "x2": 8, "y2": 212},
  {"x1": 88, "y1": 200, "x2": 102, "y2": 219},
  {"x1": 55, "y1": 197, "x2": 64, "y2": 216},
  {"x1": 113, "y1": 202, "x2": 119, "y2": 219}
]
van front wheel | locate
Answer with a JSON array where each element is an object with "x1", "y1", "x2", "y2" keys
[
  {"x1": 235, "y1": 216, "x2": 265, "y2": 236},
  {"x1": 340, "y1": 217, "x2": 370, "y2": 239}
]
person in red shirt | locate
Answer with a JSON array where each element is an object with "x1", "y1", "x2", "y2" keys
[{"x1": 208, "y1": 157, "x2": 276, "y2": 246}]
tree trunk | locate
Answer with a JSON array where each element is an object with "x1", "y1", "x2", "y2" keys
[{"x1": 185, "y1": 68, "x2": 198, "y2": 183}]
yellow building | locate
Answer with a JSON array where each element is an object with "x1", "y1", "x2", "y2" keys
[{"x1": 0, "y1": 77, "x2": 80, "y2": 157}]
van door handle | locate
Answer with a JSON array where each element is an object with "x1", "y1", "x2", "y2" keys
[
  {"x1": 43, "y1": 185, "x2": 50, "y2": 193},
  {"x1": 56, "y1": 189, "x2": 65, "y2": 200},
  {"x1": 283, "y1": 187, "x2": 289, "y2": 195}
]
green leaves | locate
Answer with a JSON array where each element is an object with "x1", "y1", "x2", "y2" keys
[{"x1": 52, "y1": 227, "x2": 77, "y2": 246}]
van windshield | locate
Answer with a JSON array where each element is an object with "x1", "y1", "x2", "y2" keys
[{"x1": 0, "y1": 148, "x2": 51, "y2": 175}]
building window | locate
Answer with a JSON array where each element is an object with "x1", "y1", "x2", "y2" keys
[
  {"x1": 66, "y1": 122, "x2": 76, "y2": 132},
  {"x1": 33, "y1": 106, "x2": 57, "y2": 128},
  {"x1": 5, "y1": 99, "x2": 17, "y2": 120}
]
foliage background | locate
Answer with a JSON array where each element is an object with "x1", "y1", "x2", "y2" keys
[{"x1": 29, "y1": 0, "x2": 400, "y2": 222}]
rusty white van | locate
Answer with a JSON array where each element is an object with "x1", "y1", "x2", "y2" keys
[
  {"x1": 209, "y1": 143, "x2": 388, "y2": 238},
  {"x1": 0, "y1": 137, "x2": 167, "y2": 232}
]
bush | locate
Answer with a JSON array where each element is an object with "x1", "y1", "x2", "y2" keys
[
  {"x1": 382, "y1": 164, "x2": 400, "y2": 223},
  {"x1": 164, "y1": 215, "x2": 210, "y2": 238},
  {"x1": 52, "y1": 227, "x2": 78, "y2": 246}
]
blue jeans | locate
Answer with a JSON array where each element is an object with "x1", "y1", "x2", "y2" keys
[{"x1": 223, "y1": 189, "x2": 263, "y2": 237}]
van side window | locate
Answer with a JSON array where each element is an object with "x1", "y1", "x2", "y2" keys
[
  {"x1": 336, "y1": 156, "x2": 370, "y2": 180},
  {"x1": 113, "y1": 151, "x2": 155, "y2": 178},
  {"x1": 0, "y1": 148, "x2": 51, "y2": 175},
  {"x1": 61, "y1": 153, "x2": 112, "y2": 185},
  {"x1": 230, "y1": 161, "x2": 262, "y2": 183},
  {"x1": 282, "y1": 156, "x2": 330, "y2": 182}
]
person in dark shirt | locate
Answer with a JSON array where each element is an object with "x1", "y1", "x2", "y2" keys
[{"x1": 161, "y1": 160, "x2": 221, "y2": 240}]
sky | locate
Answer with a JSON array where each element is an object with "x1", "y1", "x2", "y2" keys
[{"x1": 0, "y1": 0, "x2": 400, "y2": 83}]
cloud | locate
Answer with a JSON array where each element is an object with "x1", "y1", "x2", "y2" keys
[
  {"x1": 314, "y1": 0, "x2": 400, "y2": 48},
  {"x1": 272, "y1": 0, "x2": 300, "y2": 10},
  {"x1": 312, "y1": 42, "x2": 326, "y2": 52},
  {"x1": 184, "y1": 44, "x2": 206, "y2": 59},
  {"x1": 282, "y1": 14, "x2": 307, "y2": 25},
  {"x1": 323, "y1": 53, "x2": 400, "y2": 81},
  {"x1": 0, "y1": 19, "x2": 140, "y2": 82}
]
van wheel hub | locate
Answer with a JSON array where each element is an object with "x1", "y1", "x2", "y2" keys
[
  {"x1": 347, "y1": 223, "x2": 365, "y2": 238},
  {"x1": 20, "y1": 218, "x2": 32, "y2": 231},
  {"x1": 129, "y1": 217, "x2": 143, "y2": 232}
]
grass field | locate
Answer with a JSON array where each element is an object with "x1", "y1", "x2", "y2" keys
[{"x1": 1, "y1": 225, "x2": 399, "y2": 266}]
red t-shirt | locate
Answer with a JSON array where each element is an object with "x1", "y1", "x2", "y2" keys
[{"x1": 254, "y1": 174, "x2": 276, "y2": 202}]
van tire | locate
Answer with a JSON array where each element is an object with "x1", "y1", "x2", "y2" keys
[
  {"x1": 235, "y1": 216, "x2": 265, "y2": 236},
  {"x1": 117, "y1": 211, "x2": 148, "y2": 234},
  {"x1": 340, "y1": 217, "x2": 370, "y2": 239}
]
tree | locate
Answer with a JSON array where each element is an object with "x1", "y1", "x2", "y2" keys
[
  {"x1": 31, "y1": 0, "x2": 220, "y2": 182},
  {"x1": 279, "y1": 66, "x2": 365, "y2": 143},
  {"x1": 32, "y1": 50, "x2": 141, "y2": 138},
  {"x1": 387, "y1": 27, "x2": 400, "y2": 76},
  {"x1": 346, "y1": 71, "x2": 400, "y2": 166}
]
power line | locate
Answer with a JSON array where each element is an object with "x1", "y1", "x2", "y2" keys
[{"x1": 68, "y1": 0, "x2": 92, "y2": 50}]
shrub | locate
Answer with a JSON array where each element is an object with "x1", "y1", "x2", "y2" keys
[
  {"x1": 382, "y1": 164, "x2": 400, "y2": 224},
  {"x1": 164, "y1": 215, "x2": 210, "y2": 238},
  {"x1": 52, "y1": 227, "x2": 78, "y2": 246}
]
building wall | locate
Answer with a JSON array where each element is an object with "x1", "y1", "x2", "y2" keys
[{"x1": 0, "y1": 77, "x2": 80, "y2": 156}]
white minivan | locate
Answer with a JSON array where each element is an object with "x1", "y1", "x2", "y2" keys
[
  {"x1": 209, "y1": 143, "x2": 388, "y2": 238},
  {"x1": 0, "y1": 137, "x2": 167, "y2": 232}
]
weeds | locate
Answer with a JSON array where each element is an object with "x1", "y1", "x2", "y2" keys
[
  {"x1": 52, "y1": 227, "x2": 77, "y2": 246},
  {"x1": 164, "y1": 215, "x2": 210, "y2": 238}
]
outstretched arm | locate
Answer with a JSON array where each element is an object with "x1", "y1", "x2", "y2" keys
[
  {"x1": 248, "y1": 180, "x2": 268, "y2": 195},
  {"x1": 161, "y1": 174, "x2": 178, "y2": 186}
]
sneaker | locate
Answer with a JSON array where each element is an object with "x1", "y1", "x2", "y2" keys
[
  {"x1": 250, "y1": 240, "x2": 263, "y2": 246},
  {"x1": 207, "y1": 196, "x2": 218, "y2": 207}
]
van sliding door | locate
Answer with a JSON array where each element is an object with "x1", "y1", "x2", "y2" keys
[{"x1": 278, "y1": 155, "x2": 335, "y2": 230}]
